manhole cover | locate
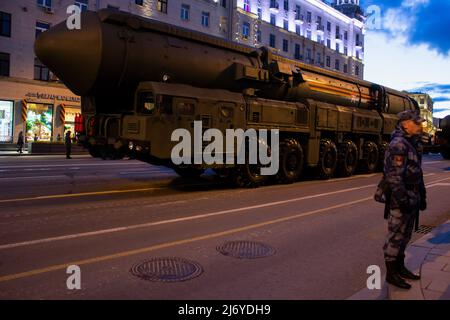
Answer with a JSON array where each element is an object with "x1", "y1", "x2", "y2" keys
[
  {"x1": 415, "y1": 225, "x2": 435, "y2": 234},
  {"x1": 130, "y1": 257, "x2": 203, "y2": 282},
  {"x1": 217, "y1": 241, "x2": 276, "y2": 259}
]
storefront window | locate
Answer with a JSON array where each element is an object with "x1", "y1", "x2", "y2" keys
[
  {"x1": 26, "y1": 103, "x2": 53, "y2": 142},
  {"x1": 0, "y1": 100, "x2": 13, "y2": 143},
  {"x1": 64, "y1": 106, "x2": 79, "y2": 138}
]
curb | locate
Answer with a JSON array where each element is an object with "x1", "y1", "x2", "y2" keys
[{"x1": 388, "y1": 220, "x2": 450, "y2": 300}]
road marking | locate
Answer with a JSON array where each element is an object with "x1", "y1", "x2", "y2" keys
[
  {"x1": 427, "y1": 183, "x2": 450, "y2": 188},
  {"x1": 0, "y1": 196, "x2": 372, "y2": 282},
  {"x1": 0, "y1": 162, "x2": 146, "y2": 169},
  {"x1": 0, "y1": 184, "x2": 376, "y2": 250},
  {"x1": 423, "y1": 173, "x2": 435, "y2": 177},
  {"x1": 0, "y1": 175, "x2": 66, "y2": 181},
  {"x1": 326, "y1": 173, "x2": 378, "y2": 182},
  {"x1": 0, "y1": 187, "x2": 165, "y2": 204},
  {"x1": 423, "y1": 161, "x2": 448, "y2": 165}
]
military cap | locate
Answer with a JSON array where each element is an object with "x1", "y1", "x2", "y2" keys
[{"x1": 397, "y1": 110, "x2": 424, "y2": 123}]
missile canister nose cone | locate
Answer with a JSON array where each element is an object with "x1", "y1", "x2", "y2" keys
[{"x1": 34, "y1": 11, "x2": 102, "y2": 96}]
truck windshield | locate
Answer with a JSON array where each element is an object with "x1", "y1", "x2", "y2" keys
[{"x1": 138, "y1": 92, "x2": 155, "y2": 114}]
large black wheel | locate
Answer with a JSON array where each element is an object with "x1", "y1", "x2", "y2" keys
[
  {"x1": 174, "y1": 167, "x2": 204, "y2": 179},
  {"x1": 377, "y1": 141, "x2": 389, "y2": 171},
  {"x1": 276, "y1": 138, "x2": 304, "y2": 184},
  {"x1": 337, "y1": 140, "x2": 358, "y2": 177},
  {"x1": 232, "y1": 162, "x2": 269, "y2": 188},
  {"x1": 442, "y1": 147, "x2": 450, "y2": 160},
  {"x1": 88, "y1": 145, "x2": 101, "y2": 158},
  {"x1": 317, "y1": 139, "x2": 338, "y2": 179},
  {"x1": 360, "y1": 141, "x2": 379, "y2": 174}
]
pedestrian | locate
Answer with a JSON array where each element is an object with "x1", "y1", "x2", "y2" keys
[
  {"x1": 65, "y1": 130, "x2": 72, "y2": 159},
  {"x1": 381, "y1": 110, "x2": 427, "y2": 289},
  {"x1": 17, "y1": 131, "x2": 24, "y2": 154}
]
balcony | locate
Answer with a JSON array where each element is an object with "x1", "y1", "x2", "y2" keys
[
  {"x1": 355, "y1": 41, "x2": 363, "y2": 49},
  {"x1": 294, "y1": 14, "x2": 304, "y2": 24},
  {"x1": 316, "y1": 24, "x2": 324, "y2": 34},
  {"x1": 269, "y1": 2, "x2": 279, "y2": 13},
  {"x1": 335, "y1": 34, "x2": 343, "y2": 42}
]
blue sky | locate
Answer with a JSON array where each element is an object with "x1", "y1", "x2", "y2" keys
[{"x1": 359, "y1": 0, "x2": 450, "y2": 118}]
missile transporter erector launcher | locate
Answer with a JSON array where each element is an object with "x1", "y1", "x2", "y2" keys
[{"x1": 35, "y1": 9, "x2": 418, "y2": 186}]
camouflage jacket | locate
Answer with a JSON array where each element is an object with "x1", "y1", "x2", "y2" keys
[{"x1": 384, "y1": 125, "x2": 426, "y2": 211}]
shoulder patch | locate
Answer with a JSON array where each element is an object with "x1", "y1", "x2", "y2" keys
[{"x1": 393, "y1": 155, "x2": 405, "y2": 167}]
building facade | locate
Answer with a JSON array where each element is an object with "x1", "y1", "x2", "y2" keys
[
  {"x1": 0, "y1": 0, "x2": 365, "y2": 144},
  {"x1": 408, "y1": 92, "x2": 436, "y2": 137}
]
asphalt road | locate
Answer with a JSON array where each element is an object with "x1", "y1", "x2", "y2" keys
[{"x1": 0, "y1": 154, "x2": 449, "y2": 299}]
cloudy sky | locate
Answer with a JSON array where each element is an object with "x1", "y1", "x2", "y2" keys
[{"x1": 359, "y1": 0, "x2": 450, "y2": 118}]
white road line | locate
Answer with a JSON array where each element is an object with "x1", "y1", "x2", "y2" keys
[
  {"x1": 0, "y1": 162, "x2": 146, "y2": 169},
  {"x1": 0, "y1": 184, "x2": 376, "y2": 250},
  {"x1": 423, "y1": 161, "x2": 448, "y2": 165},
  {"x1": 0, "y1": 175, "x2": 66, "y2": 181},
  {"x1": 424, "y1": 173, "x2": 436, "y2": 177},
  {"x1": 427, "y1": 182, "x2": 450, "y2": 188}
]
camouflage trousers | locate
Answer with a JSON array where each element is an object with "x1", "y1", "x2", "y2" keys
[{"x1": 383, "y1": 208, "x2": 417, "y2": 262}]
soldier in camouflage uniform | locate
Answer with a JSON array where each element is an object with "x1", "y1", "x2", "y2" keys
[{"x1": 383, "y1": 110, "x2": 427, "y2": 289}]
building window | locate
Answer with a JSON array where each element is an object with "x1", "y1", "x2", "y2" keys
[
  {"x1": 202, "y1": 12, "x2": 210, "y2": 27},
  {"x1": 344, "y1": 46, "x2": 348, "y2": 55},
  {"x1": 0, "y1": 100, "x2": 14, "y2": 143},
  {"x1": 306, "y1": 11, "x2": 311, "y2": 23},
  {"x1": 294, "y1": 44, "x2": 301, "y2": 60},
  {"x1": 344, "y1": 31, "x2": 348, "y2": 40},
  {"x1": 256, "y1": 29, "x2": 261, "y2": 42},
  {"x1": 355, "y1": 65, "x2": 359, "y2": 76},
  {"x1": 343, "y1": 64, "x2": 348, "y2": 73},
  {"x1": 336, "y1": 26, "x2": 340, "y2": 37},
  {"x1": 336, "y1": 43, "x2": 340, "y2": 53},
  {"x1": 283, "y1": 39, "x2": 288, "y2": 52},
  {"x1": 158, "y1": 0, "x2": 168, "y2": 13},
  {"x1": 75, "y1": 0, "x2": 88, "y2": 11},
  {"x1": 327, "y1": 39, "x2": 331, "y2": 48},
  {"x1": 295, "y1": 5, "x2": 301, "y2": 20},
  {"x1": 356, "y1": 51, "x2": 360, "y2": 59},
  {"x1": 307, "y1": 30, "x2": 311, "y2": 40},
  {"x1": 35, "y1": 21, "x2": 50, "y2": 39},
  {"x1": 34, "y1": 58, "x2": 50, "y2": 81},
  {"x1": 37, "y1": 0, "x2": 52, "y2": 9},
  {"x1": 269, "y1": 34, "x2": 276, "y2": 48},
  {"x1": 135, "y1": 0, "x2": 143, "y2": 5},
  {"x1": 306, "y1": 48, "x2": 312, "y2": 62},
  {"x1": 242, "y1": 22, "x2": 250, "y2": 39},
  {"x1": 0, "y1": 11, "x2": 11, "y2": 38},
  {"x1": 283, "y1": 19, "x2": 288, "y2": 31},
  {"x1": 335, "y1": 59, "x2": 340, "y2": 71},
  {"x1": 181, "y1": 4, "x2": 189, "y2": 21},
  {"x1": 327, "y1": 21, "x2": 331, "y2": 32},
  {"x1": 270, "y1": 14, "x2": 276, "y2": 26},
  {"x1": 243, "y1": 0, "x2": 250, "y2": 12},
  {"x1": 295, "y1": 25, "x2": 301, "y2": 36},
  {"x1": 317, "y1": 53, "x2": 321, "y2": 64},
  {"x1": 317, "y1": 35, "x2": 322, "y2": 44},
  {"x1": 284, "y1": 0, "x2": 289, "y2": 11},
  {"x1": 257, "y1": 7, "x2": 262, "y2": 20},
  {"x1": 0, "y1": 52, "x2": 10, "y2": 76},
  {"x1": 221, "y1": 0, "x2": 226, "y2": 8},
  {"x1": 326, "y1": 56, "x2": 330, "y2": 67}
]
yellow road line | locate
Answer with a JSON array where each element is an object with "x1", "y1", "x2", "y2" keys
[
  {"x1": 0, "y1": 187, "x2": 165, "y2": 203},
  {"x1": 0, "y1": 196, "x2": 371, "y2": 282}
]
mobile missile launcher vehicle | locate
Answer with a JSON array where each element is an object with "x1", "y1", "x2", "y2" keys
[{"x1": 35, "y1": 9, "x2": 419, "y2": 186}]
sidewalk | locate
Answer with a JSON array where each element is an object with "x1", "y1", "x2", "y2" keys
[{"x1": 389, "y1": 220, "x2": 450, "y2": 300}]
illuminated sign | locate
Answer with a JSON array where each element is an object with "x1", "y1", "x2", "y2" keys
[{"x1": 25, "y1": 92, "x2": 81, "y2": 103}]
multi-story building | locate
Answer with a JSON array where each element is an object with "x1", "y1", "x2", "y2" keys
[
  {"x1": 233, "y1": 0, "x2": 364, "y2": 79},
  {"x1": 0, "y1": 0, "x2": 365, "y2": 144},
  {"x1": 408, "y1": 92, "x2": 436, "y2": 137}
]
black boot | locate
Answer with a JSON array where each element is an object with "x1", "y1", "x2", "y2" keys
[
  {"x1": 386, "y1": 261, "x2": 411, "y2": 289},
  {"x1": 397, "y1": 255, "x2": 421, "y2": 280}
]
